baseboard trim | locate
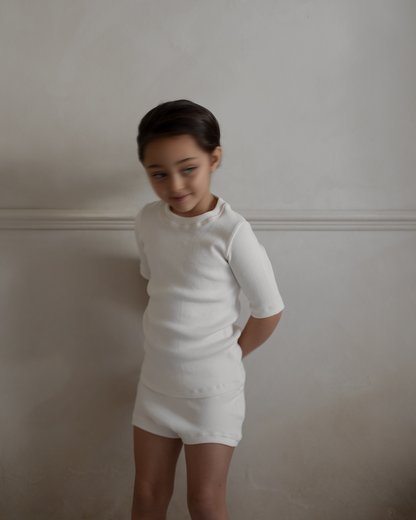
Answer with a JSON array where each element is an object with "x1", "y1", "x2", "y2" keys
[{"x1": 0, "y1": 209, "x2": 415, "y2": 231}]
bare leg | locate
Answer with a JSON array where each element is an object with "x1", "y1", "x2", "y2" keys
[
  {"x1": 131, "y1": 426, "x2": 183, "y2": 520},
  {"x1": 185, "y1": 443, "x2": 235, "y2": 520}
]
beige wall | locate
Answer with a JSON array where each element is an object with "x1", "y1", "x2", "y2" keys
[{"x1": 1, "y1": 1, "x2": 416, "y2": 519}]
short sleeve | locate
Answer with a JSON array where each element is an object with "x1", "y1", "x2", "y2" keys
[
  {"x1": 227, "y1": 220, "x2": 284, "y2": 318},
  {"x1": 134, "y1": 207, "x2": 150, "y2": 280}
]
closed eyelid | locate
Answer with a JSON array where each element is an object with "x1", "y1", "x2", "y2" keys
[
  {"x1": 148, "y1": 161, "x2": 197, "y2": 178},
  {"x1": 152, "y1": 166, "x2": 195, "y2": 175}
]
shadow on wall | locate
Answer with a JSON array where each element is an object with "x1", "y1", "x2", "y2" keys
[
  {"x1": 241, "y1": 391, "x2": 416, "y2": 519},
  {"x1": 228, "y1": 230, "x2": 416, "y2": 520},
  {"x1": 0, "y1": 157, "x2": 146, "y2": 209},
  {"x1": 0, "y1": 231, "x2": 148, "y2": 518},
  {"x1": 239, "y1": 344, "x2": 416, "y2": 518}
]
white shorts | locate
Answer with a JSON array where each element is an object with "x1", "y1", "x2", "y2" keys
[{"x1": 132, "y1": 380, "x2": 245, "y2": 447}]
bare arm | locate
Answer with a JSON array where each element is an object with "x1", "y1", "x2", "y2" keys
[{"x1": 238, "y1": 311, "x2": 283, "y2": 358}]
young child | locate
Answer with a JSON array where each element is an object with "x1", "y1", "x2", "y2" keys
[{"x1": 131, "y1": 99, "x2": 284, "y2": 520}]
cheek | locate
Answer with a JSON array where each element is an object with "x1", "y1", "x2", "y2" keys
[{"x1": 194, "y1": 170, "x2": 211, "y2": 187}]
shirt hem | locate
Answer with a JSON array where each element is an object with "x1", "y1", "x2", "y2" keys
[{"x1": 139, "y1": 376, "x2": 246, "y2": 399}]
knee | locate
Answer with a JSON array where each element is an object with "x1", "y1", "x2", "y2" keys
[
  {"x1": 187, "y1": 489, "x2": 226, "y2": 519},
  {"x1": 132, "y1": 481, "x2": 173, "y2": 516}
]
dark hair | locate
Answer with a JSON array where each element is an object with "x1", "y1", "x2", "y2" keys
[{"x1": 137, "y1": 99, "x2": 221, "y2": 162}]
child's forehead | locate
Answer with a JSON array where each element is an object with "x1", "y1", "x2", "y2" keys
[{"x1": 143, "y1": 134, "x2": 204, "y2": 165}]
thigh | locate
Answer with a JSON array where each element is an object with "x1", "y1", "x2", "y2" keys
[
  {"x1": 133, "y1": 426, "x2": 183, "y2": 492},
  {"x1": 184, "y1": 443, "x2": 235, "y2": 497}
]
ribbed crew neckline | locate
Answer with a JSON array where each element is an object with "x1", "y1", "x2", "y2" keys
[{"x1": 163, "y1": 195, "x2": 224, "y2": 227}]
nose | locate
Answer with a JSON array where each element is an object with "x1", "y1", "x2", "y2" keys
[{"x1": 169, "y1": 174, "x2": 185, "y2": 193}]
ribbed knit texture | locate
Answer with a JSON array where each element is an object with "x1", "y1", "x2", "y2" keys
[{"x1": 135, "y1": 196, "x2": 284, "y2": 397}]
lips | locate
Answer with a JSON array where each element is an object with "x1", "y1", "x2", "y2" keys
[{"x1": 172, "y1": 194, "x2": 189, "y2": 202}]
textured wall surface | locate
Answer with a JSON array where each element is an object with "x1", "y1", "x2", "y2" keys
[
  {"x1": 1, "y1": 0, "x2": 416, "y2": 519},
  {"x1": 1, "y1": 0, "x2": 415, "y2": 210}
]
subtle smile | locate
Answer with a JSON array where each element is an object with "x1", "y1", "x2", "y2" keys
[{"x1": 172, "y1": 194, "x2": 190, "y2": 202}]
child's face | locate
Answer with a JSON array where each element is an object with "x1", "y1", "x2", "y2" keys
[{"x1": 142, "y1": 134, "x2": 222, "y2": 218}]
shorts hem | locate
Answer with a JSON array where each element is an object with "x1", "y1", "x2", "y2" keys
[
  {"x1": 133, "y1": 418, "x2": 241, "y2": 447},
  {"x1": 132, "y1": 418, "x2": 180, "y2": 439}
]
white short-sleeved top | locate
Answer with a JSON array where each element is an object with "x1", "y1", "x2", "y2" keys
[{"x1": 135, "y1": 196, "x2": 284, "y2": 398}]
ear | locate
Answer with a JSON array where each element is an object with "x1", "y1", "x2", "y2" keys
[{"x1": 209, "y1": 146, "x2": 222, "y2": 173}]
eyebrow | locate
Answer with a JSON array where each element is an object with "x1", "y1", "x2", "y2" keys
[{"x1": 147, "y1": 157, "x2": 198, "y2": 169}]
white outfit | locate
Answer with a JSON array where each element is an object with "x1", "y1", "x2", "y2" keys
[
  {"x1": 132, "y1": 380, "x2": 245, "y2": 446},
  {"x1": 134, "y1": 195, "x2": 285, "y2": 398}
]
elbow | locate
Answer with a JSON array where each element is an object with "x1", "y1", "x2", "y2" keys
[{"x1": 252, "y1": 309, "x2": 283, "y2": 329}]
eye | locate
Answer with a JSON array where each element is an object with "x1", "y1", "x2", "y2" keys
[
  {"x1": 183, "y1": 167, "x2": 195, "y2": 174},
  {"x1": 152, "y1": 173, "x2": 165, "y2": 179}
]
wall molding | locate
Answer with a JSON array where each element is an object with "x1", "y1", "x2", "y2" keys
[{"x1": 0, "y1": 209, "x2": 416, "y2": 231}]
